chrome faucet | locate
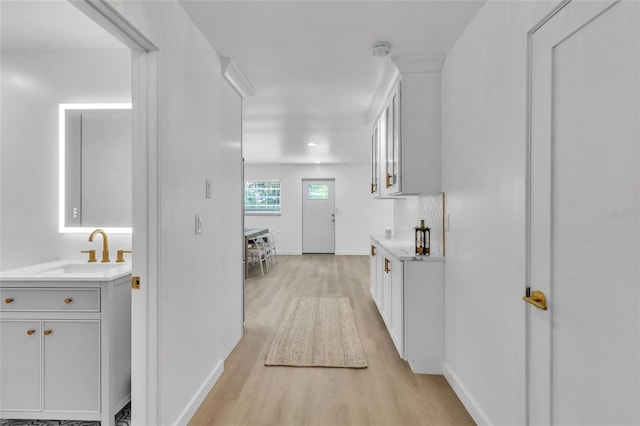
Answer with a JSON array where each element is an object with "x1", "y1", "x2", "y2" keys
[{"x1": 89, "y1": 228, "x2": 110, "y2": 262}]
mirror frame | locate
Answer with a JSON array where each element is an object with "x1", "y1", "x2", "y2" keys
[{"x1": 59, "y1": 102, "x2": 133, "y2": 234}]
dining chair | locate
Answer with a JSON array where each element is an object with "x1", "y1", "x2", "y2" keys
[{"x1": 247, "y1": 237, "x2": 269, "y2": 276}]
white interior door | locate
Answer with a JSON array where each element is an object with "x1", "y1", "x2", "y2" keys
[
  {"x1": 302, "y1": 179, "x2": 335, "y2": 253},
  {"x1": 528, "y1": 1, "x2": 639, "y2": 424}
]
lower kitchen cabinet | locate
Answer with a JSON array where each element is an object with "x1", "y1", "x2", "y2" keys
[{"x1": 370, "y1": 237, "x2": 445, "y2": 374}]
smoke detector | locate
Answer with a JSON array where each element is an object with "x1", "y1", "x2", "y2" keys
[{"x1": 372, "y1": 41, "x2": 392, "y2": 58}]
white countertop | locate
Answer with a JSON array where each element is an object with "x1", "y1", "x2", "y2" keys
[
  {"x1": 0, "y1": 259, "x2": 132, "y2": 282},
  {"x1": 370, "y1": 235, "x2": 445, "y2": 262}
]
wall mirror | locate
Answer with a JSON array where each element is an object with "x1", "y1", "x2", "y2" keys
[{"x1": 59, "y1": 103, "x2": 132, "y2": 233}]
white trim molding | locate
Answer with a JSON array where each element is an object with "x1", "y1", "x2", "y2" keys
[{"x1": 221, "y1": 58, "x2": 256, "y2": 99}]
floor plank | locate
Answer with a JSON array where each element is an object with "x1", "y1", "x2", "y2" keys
[{"x1": 189, "y1": 255, "x2": 475, "y2": 426}]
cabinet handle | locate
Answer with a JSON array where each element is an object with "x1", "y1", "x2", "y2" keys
[
  {"x1": 384, "y1": 258, "x2": 390, "y2": 273},
  {"x1": 64, "y1": 298, "x2": 73, "y2": 304},
  {"x1": 27, "y1": 329, "x2": 36, "y2": 336},
  {"x1": 4, "y1": 298, "x2": 14, "y2": 304},
  {"x1": 44, "y1": 329, "x2": 53, "y2": 336},
  {"x1": 386, "y1": 173, "x2": 392, "y2": 188},
  {"x1": 371, "y1": 183, "x2": 376, "y2": 194},
  {"x1": 371, "y1": 245, "x2": 376, "y2": 256}
]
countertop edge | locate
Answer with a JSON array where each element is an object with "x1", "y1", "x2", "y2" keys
[{"x1": 370, "y1": 235, "x2": 446, "y2": 262}]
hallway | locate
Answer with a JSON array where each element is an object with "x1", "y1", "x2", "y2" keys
[{"x1": 190, "y1": 255, "x2": 474, "y2": 426}]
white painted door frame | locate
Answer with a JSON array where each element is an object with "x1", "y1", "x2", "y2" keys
[{"x1": 70, "y1": 1, "x2": 159, "y2": 424}]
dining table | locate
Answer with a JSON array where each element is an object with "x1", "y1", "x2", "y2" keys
[{"x1": 244, "y1": 227, "x2": 269, "y2": 277}]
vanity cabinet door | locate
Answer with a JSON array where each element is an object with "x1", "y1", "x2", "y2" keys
[
  {"x1": 43, "y1": 320, "x2": 100, "y2": 413},
  {"x1": 0, "y1": 320, "x2": 41, "y2": 411}
]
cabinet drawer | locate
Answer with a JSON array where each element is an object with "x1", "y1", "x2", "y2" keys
[{"x1": 1, "y1": 288, "x2": 100, "y2": 312}]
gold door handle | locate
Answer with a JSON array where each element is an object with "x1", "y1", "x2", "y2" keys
[
  {"x1": 4, "y1": 298, "x2": 14, "y2": 304},
  {"x1": 27, "y1": 329, "x2": 36, "y2": 336},
  {"x1": 371, "y1": 245, "x2": 376, "y2": 256},
  {"x1": 44, "y1": 329, "x2": 53, "y2": 336},
  {"x1": 523, "y1": 290, "x2": 548, "y2": 311},
  {"x1": 386, "y1": 173, "x2": 392, "y2": 188},
  {"x1": 384, "y1": 258, "x2": 390, "y2": 273},
  {"x1": 64, "y1": 298, "x2": 72, "y2": 304}
]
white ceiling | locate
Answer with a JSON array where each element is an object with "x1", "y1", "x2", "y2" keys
[
  {"x1": 0, "y1": 1, "x2": 124, "y2": 50},
  {"x1": 179, "y1": 0, "x2": 485, "y2": 165},
  {"x1": 1, "y1": 0, "x2": 485, "y2": 165}
]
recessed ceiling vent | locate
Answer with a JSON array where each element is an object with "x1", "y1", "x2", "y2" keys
[{"x1": 371, "y1": 41, "x2": 392, "y2": 58}]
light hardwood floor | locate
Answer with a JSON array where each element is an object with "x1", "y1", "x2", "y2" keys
[{"x1": 189, "y1": 255, "x2": 475, "y2": 426}]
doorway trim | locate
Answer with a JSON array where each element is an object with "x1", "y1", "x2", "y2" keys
[
  {"x1": 301, "y1": 178, "x2": 336, "y2": 254},
  {"x1": 70, "y1": 1, "x2": 159, "y2": 424}
]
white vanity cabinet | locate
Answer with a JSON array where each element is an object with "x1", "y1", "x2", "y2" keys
[
  {"x1": 369, "y1": 57, "x2": 442, "y2": 198},
  {"x1": 0, "y1": 272, "x2": 131, "y2": 426},
  {"x1": 370, "y1": 237, "x2": 444, "y2": 374}
]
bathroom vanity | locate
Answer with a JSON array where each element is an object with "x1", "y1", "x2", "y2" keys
[{"x1": 0, "y1": 260, "x2": 131, "y2": 426}]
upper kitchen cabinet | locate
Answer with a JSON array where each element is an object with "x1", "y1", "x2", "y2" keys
[{"x1": 368, "y1": 57, "x2": 443, "y2": 197}]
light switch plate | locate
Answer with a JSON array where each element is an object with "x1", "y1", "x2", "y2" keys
[
  {"x1": 195, "y1": 214, "x2": 203, "y2": 234},
  {"x1": 205, "y1": 179, "x2": 212, "y2": 199}
]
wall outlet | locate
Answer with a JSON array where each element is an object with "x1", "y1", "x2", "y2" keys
[{"x1": 195, "y1": 214, "x2": 203, "y2": 234}]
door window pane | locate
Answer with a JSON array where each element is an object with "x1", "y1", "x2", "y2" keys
[{"x1": 308, "y1": 184, "x2": 329, "y2": 200}]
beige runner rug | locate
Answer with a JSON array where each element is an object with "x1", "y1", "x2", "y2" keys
[{"x1": 265, "y1": 296, "x2": 368, "y2": 368}]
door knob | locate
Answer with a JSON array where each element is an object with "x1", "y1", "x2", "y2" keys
[{"x1": 523, "y1": 290, "x2": 548, "y2": 311}]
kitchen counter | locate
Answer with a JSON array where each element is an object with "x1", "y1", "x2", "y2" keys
[{"x1": 370, "y1": 235, "x2": 445, "y2": 262}]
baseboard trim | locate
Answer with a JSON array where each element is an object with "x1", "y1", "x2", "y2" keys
[
  {"x1": 408, "y1": 360, "x2": 442, "y2": 374},
  {"x1": 173, "y1": 359, "x2": 224, "y2": 425},
  {"x1": 442, "y1": 362, "x2": 492, "y2": 426},
  {"x1": 278, "y1": 250, "x2": 302, "y2": 255}
]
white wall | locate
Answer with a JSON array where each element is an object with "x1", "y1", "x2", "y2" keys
[
  {"x1": 441, "y1": 1, "x2": 562, "y2": 425},
  {"x1": 244, "y1": 163, "x2": 393, "y2": 255},
  {"x1": 0, "y1": 49, "x2": 131, "y2": 271},
  {"x1": 102, "y1": 2, "x2": 243, "y2": 424}
]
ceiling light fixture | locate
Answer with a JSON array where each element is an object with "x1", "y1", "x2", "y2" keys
[
  {"x1": 372, "y1": 41, "x2": 392, "y2": 58},
  {"x1": 307, "y1": 142, "x2": 317, "y2": 146}
]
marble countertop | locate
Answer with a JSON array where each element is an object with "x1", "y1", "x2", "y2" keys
[
  {"x1": 370, "y1": 235, "x2": 445, "y2": 262},
  {"x1": 0, "y1": 259, "x2": 132, "y2": 282}
]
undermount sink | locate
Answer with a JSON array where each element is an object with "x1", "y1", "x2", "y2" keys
[
  {"x1": 42, "y1": 262, "x2": 124, "y2": 274},
  {"x1": 0, "y1": 259, "x2": 132, "y2": 281}
]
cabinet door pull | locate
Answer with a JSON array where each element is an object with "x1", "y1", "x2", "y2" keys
[
  {"x1": 386, "y1": 173, "x2": 392, "y2": 188},
  {"x1": 4, "y1": 298, "x2": 14, "y2": 304},
  {"x1": 64, "y1": 298, "x2": 73, "y2": 304},
  {"x1": 371, "y1": 245, "x2": 376, "y2": 256},
  {"x1": 384, "y1": 258, "x2": 390, "y2": 273},
  {"x1": 27, "y1": 329, "x2": 36, "y2": 336},
  {"x1": 44, "y1": 329, "x2": 53, "y2": 336}
]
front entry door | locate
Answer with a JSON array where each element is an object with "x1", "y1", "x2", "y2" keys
[
  {"x1": 302, "y1": 179, "x2": 335, "y2": 253},
  {"x1": 528, "y1": 1, "x2": 639, "y2": 424}
]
